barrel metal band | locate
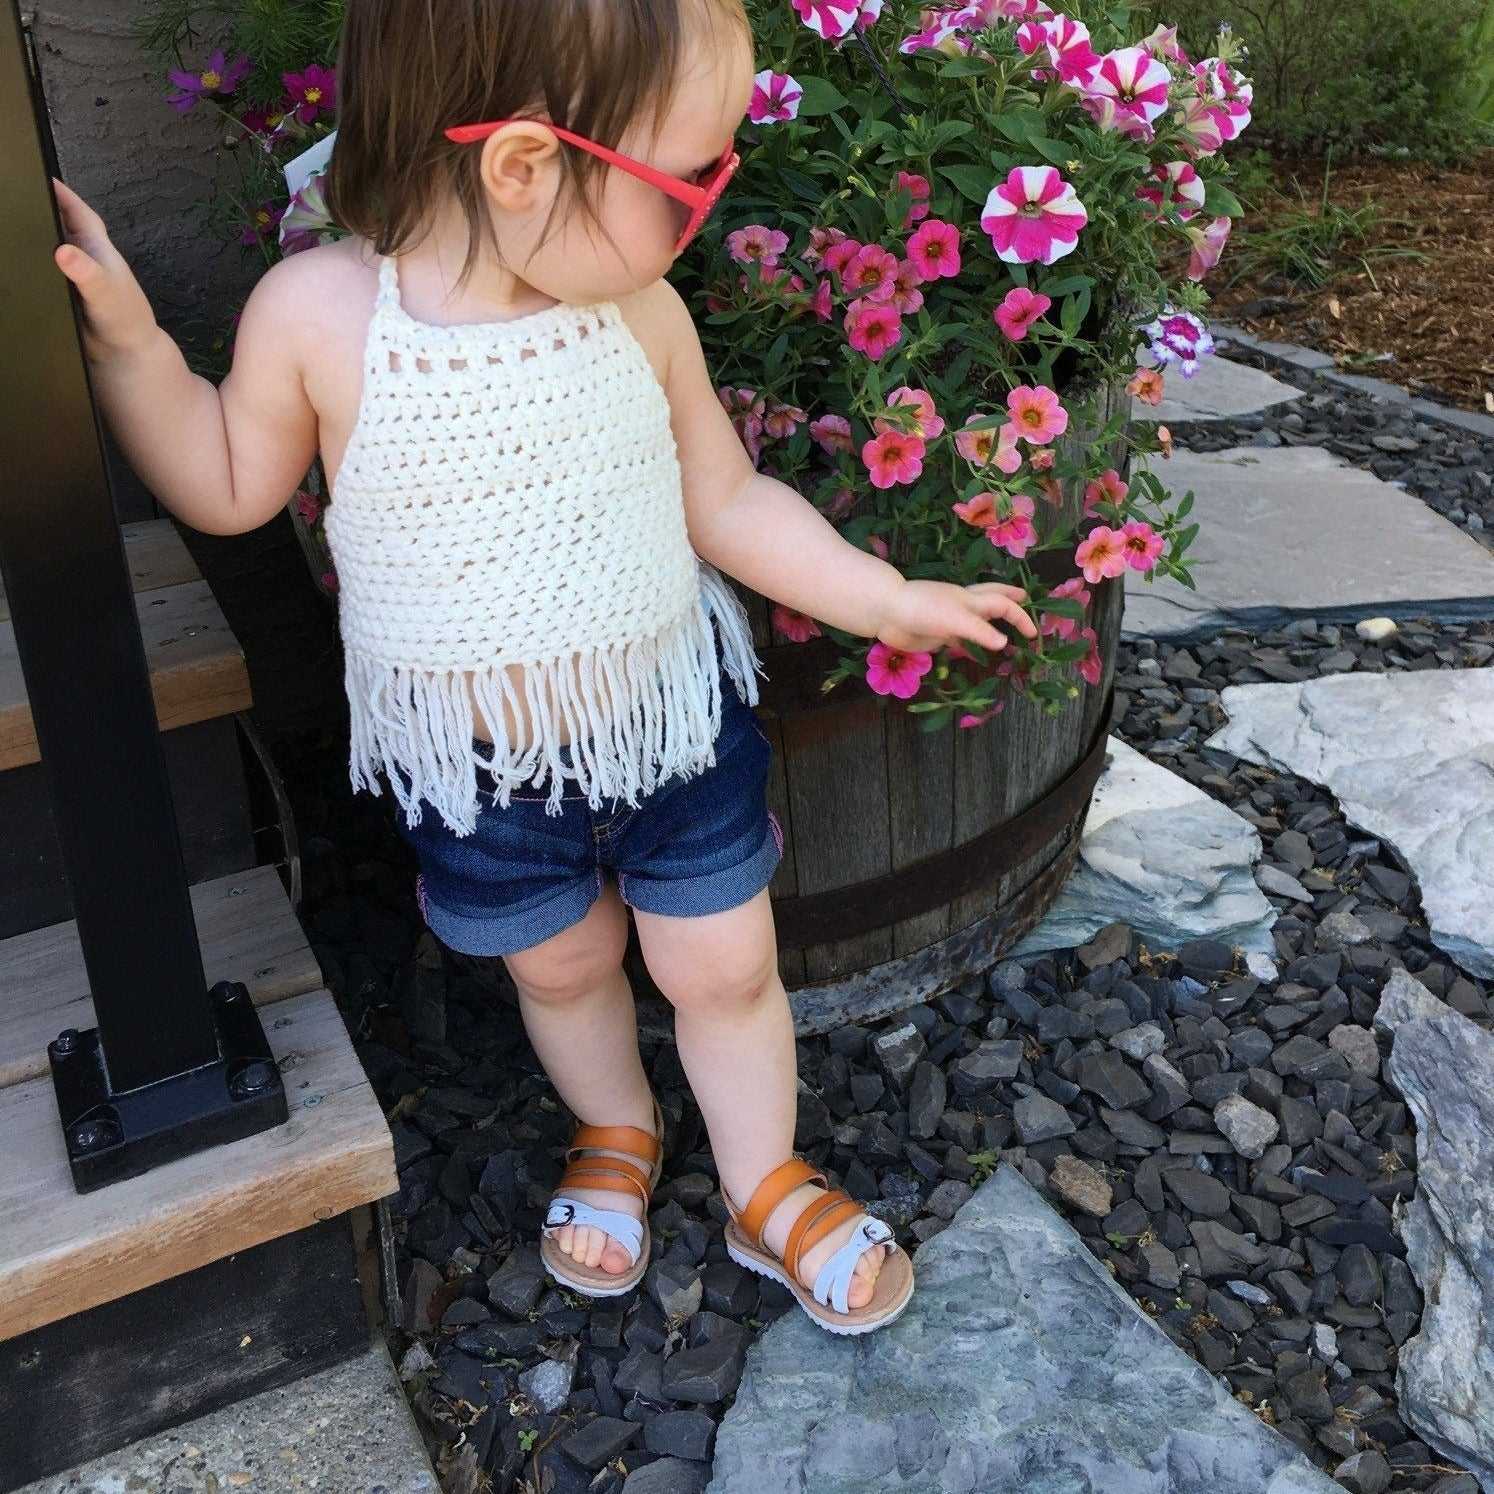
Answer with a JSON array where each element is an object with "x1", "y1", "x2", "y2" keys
[{"x1": 771, "y1": 692, "x2": 1115, "y2": 950}]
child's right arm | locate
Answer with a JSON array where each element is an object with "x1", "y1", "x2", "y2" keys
[{"x1": 52, "y1": 181, "x2": 318, "y2": 537}]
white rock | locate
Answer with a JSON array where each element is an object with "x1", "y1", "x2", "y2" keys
[
  {"x1": 1313, "y1": 1324, "x2": 1340, "y2": 1362},
  {"x1": 1016, "y1": 739, "x2": 1276, "y2": 962},
  {"x1": 1214, "y1": 1093, "x2": 1279, "y2": 1160},
  {"x1": 1375, "y1": 968, "x2": 1447, "y2": 1037},
  {"x1": 1208, "y1": 671, "x2": 1494, "y2": 977},
  {"x1": 1355, "y1": 617, "x2": 1399, "y2": 643}
]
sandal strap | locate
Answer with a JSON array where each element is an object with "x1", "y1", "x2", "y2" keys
[
  {"x1": 786, "y1": 1192, "x2": 863, "y2": 1281},
  {"x1": 558, "y1": 1155, "x2": 653, "y2": 1206},
  {"x1": 738, "y1": 1158, "x2": 826, "y2": 1249},
  {"x1": 812, "y1": 1215, "x2": 898, "y2": 1315},
  {"x1": 568, "y1": 1123, "x2": 661, "y2": 1169},
  {"x1": 544, "y1": 1197, "x2": 645, "y2": 1264}
]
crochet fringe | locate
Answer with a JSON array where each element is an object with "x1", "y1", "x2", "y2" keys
[{"x1": 347, "y1": 568, "x2": 761, "y2": 835}]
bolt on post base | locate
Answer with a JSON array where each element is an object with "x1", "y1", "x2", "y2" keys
[{"x1": 48, "y1": 980, "x2": 289, "y2": 1194}]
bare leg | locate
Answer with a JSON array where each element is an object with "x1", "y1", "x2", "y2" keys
[
  {"x1": 506, "y1": 885, "x2": 653, "y2": 1275},
  {"x1": 637, "y1": 890, "x2": 885, "y2": 1308}
]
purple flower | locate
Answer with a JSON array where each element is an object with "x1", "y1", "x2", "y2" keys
[
  {"x1": 1143, "y1": 308, "x2": 1216, "y2": 378},
  {"x1": 166, "y1": 50, "x2": 251, "y2": 114},
  {"x1": 283, "y1": 64, "x2": 337, "y2": 125}
]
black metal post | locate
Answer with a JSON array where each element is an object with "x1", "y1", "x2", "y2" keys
[{"x1": 0, "y1": 1, "x2": 287, "y2": 1191}]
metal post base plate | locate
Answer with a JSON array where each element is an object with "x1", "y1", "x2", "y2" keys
[{"x1": 48, "y1": 980, "x2": 289, "y2": 1194}]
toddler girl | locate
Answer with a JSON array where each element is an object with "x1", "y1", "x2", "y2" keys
[{"x1": 55, "y1": 0, "x2": 1036, "y2": 1334}]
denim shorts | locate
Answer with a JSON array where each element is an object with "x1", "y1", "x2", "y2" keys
[{"x1": 394, "y1": 684, "x2": 782, "y2": 957}]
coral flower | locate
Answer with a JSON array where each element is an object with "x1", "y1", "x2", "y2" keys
[
  {"x1": 953, "y1": 493, "x2": 998, "y2": 528},
  {"x1": 1186, "y1": 215, "x2": 1233, "y2": 281},
  {"x1": 896, "y1": 172, "x2": 932, "y2": 227},
  {"x1": 794, "y1": 0, "x2": 860, "y2": 38},
  {"x1": 956, "y1": 416, "x2": 1023, "y2": 475},
  {"x1": 283, "y1": 64, "x2": 337, "y2": 124},
  {"x1": 1075, "y1": 525, "x2": 1129, "y2": 584},
  {"x1": 1137, "y1": 161, "x2": 1206, "y2": 221},
  {"x1": 719, "y1": 388, "x2": 766, "y2": 464},
  {"x1": 167, "y1": 49, "x2": 251, "y2": 112},
  {"x1": 810, "y1": 277, "x2": 834, "y2": 322},
  {"x1": 981, "y1": 168, "x2": 1088, "y2": 266},
  {"x1": 1082, "y1": 47, "x2": 1171, "y2": 130},
  {"x1": 995, "y1": 286, "x2": 1052, "y2": 341},
  {"x1": 845, "y1": 301, "x2": 904, "y2": 360},
  {"x1": 1007, "y1": 385, "x2": 1069, "y2": 445},
  {"x1": 805, "y1": 227, "x2": 846, "y2": 265},
  {"x1": 862, "y1": 429, "x2": 927, "y2": 489},
  {"x1": 810, "y1": 414, "x2": 854, "y2": 455},
  {"x1": 1042, "y1": 576, "x2": 1092, "y2": 640},
  {"x1": 1084, "y1": 468, "x2": 1129, "y2": 515},
  {"x1": 1127, "y1": 367, "x2": 1165, "y2": 405},
  {"x1": 749, "y1": 71, "x2": 803, "y2": 124},
  {"x1": 906, "y1": 219, "x2": 962, "y2": 281},
  {"x1": 773, "y1": 606, "x2": 822, "y2": 643},
  {"x1": 1044, "y1": 16, "x2": 1101, "y2": 85},
  {"x1": 877, "y1": 387, "x2": 945, "y2": 440},
  {"x1": 987, "y1": 493, "x2": 1038, "y2": 558},
  {"x1": 866, "y1": 642, "x2": 934, "y2": 700},
  {"x1": 890, "y1": 259, "x2": 926, "y2": 314},
  {"x1": 764, "y1": 401, "x2": 808, "y2": 439},
  {"x1": 1078, "y1": 626, "x2": 1103, "y2": 686},
  {"x1": 843, "y1": 243, "x2": 901, "y2": 301},
  {"x1": 1121, "y1": 519, "x2": 1166, "y2": 572},
  {"x1": 726, "y1": 225, "x2": 790, "y2": 268},
  {"x1": 822, "y1": 237, "x2": 864, "y2": 278}
]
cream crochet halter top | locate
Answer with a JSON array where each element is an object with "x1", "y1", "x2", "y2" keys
[{"x1": 327, "y1": 256, "x2": 760, "y2": 835}]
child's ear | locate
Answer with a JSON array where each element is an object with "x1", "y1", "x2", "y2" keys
[{"x1": 479, "y1": 124, "x2": 563, "y2": 214}]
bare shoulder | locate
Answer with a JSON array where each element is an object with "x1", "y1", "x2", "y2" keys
[
  {"x1": 239, "y1": 236, "x2": 381, "y2": 347},
  {"x1": 615, "y1": 279, "x2": 702, "y2": 385}
]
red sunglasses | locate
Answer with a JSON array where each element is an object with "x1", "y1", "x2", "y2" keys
[{"x1": 443, "y1": 119, "x2": 740, "y2": 254}]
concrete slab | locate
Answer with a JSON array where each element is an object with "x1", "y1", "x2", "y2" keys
[
  {"x1": 1207, "y1": 670, "x2": 1494, "y2": 979},
  {"x1": 20, "y1": 1339, "x2": 439, "y2": 1494},
  {"x1": 1123, "y1": 446, "x2": 1494, "y2": 640},
  {"x1": 1136, "y1": 355, "x2": 1302, "y2": 424},
  {"x1": 1013, "y1": 737, "x2": 1277, "y2": 963}
]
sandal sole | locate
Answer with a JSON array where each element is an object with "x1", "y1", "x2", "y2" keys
[{"x1": 725, "y1": 1231, "x2": 914, "y2": 1337}]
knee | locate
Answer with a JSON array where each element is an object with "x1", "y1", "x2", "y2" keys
[
  {"x1": 654, "y1": 945, "x2": 778, "y2": 1018},
  {"x1": 507, "y1": 919, "x2": 627, "y2": 1008}
]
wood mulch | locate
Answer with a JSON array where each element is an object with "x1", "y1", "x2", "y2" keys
[{"x1": 1208, "y1": 151, "x2": 1494, "y2": 413}]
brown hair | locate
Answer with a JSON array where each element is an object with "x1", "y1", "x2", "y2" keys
[{"x1": 327, "y1": 0, "x2": 745, "y2": 276}]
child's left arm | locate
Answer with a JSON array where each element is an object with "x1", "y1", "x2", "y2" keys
[{"x1": 652, "y1": 286, "x2": 1037, "y2": 657}]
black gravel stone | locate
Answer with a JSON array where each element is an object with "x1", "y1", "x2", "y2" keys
[
  {"x1": 564, "y1": 1416, "x2": 641, "y2": 1470},
  {"x1": 644, "y1": 1410, "x2": 717, "y2": 1462}
]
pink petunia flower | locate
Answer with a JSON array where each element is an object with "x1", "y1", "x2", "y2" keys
[
  {"x1": 1007, "y1": 384, "x2": 1069, "y2": 445},
  {"x1": 283, "y1": 64, "x2": 337, "y2": 125},
  {"x1": 240, "y1": 201, "x2": 284, "y2": 246},
  {"x1": 1078, "y1": 626, "x2": 1103, "y2": 686},
  {"x1": 167, "y1": 50, "x2": 251, "y2": 112},
  {"x1": 981, "y1": 167, "x2": 1088, "y2": 266},
  {"x1": 1030, "y1": 447, "x2": 1056, "y2": 472},
  {"x1": 877, "y1": 387, "x2": 945, "y2": 440},
  {"x1": 1196, "y1": 58, "x2": 1253, "y2": 143},
  {"x1": 1127, "y1": 367, "x2": 1165, "y2": 405},
  {"x1": 764, "y1": 401, "x2": 808, "y2": 439},
  {"x1": 1042, "y1": 575, "x2": 1092, "y2": 640},
  {"x1": 1121, "y1": 519, "x2": 1166, "y2": 572},
  {"x1": 1142, "y1": 23, "x2": 1189, "y2": 64},
  {"x1": 995, "y1": 286, "x2": 1052, "y2": 341},
  {"x1": 278, "y1": 173, "x2": 338, "y2": 254},
  {"x1": 773, "y1": 606, "x2": 822, "y2": 643},
  {"x1": 862, "y1": 429, "x2": 927, "y2": 489},
  {"x1": 959, "y1": 702, "x2": 1007, "y2": 730},
  {"x1": 1186, "y1": 215, "x2": 1233, "y2": 281},
  {"x1": 719, "y1": 387, "x2": 766, "y2": 464},
  {"x1": 749, "y1": 70, "x2": 804, "y2": 124},
  {"x1": 987, "y1": 493, "x2": 1038, "y2": 558},
  {"x1": 1175, "y1": 96, "x2": 1225, "y2": 158},
  {"x1": 866, "y1": 642, "x2": 934, "y2": 699},
  {"x1": 1075, "y1": 525, "x2": 1129, "y2": 583},
  {"x1": 896, "y1": 172, "x2": 932, "y2": 227},
  {"x1": 795, "y1": 0, "x2": 860, "y2": 39},
  {"x1": 1144, "y1": 308, "x2": 1216, "y2": 377},
  {"x1": 1044, "y1": 16, "x2": 1102, "y2": 85},
  {"x1": 727, "y1": 225, "x2": 790, "y2": 267},
  {"x1": 1016, "y1": 19, "x2": 1048, "y2": 55},
  {"x1": 952, "y1": 493, "x2": 999, "y2": 528},
  {"x1": 842, "y1": 243, "x2": 901, "y2": 301},
  {"x1": 1137, "y1": 160, "x2": 1206, "y2": 221},
  {"x1": 822, "y1": 237, "x2": 864, "y2": 278},
  {"x1": 856, "y1": 0, "x2": 886, "y2": 27},
  {"x1": 810, "y1": 413, "x2": 854, "y2": 454},
  {"x1": 906, "y1": 219, "x2": 962, "y2": 281},
  {"x1": 1084, "y1": 468, "x2": 1129, "y2": 515},
  {"x1": 956, "y1": 416, "x2": 1023, "y2": 475},
  {"x1": 810, "y1": 277, "x2": 835, "y2": 322},
  {"x1": 805, "y1": 227, "x2": 847, "y2": 265},
  {"x1": 899, "y1": 19, "x2": 969, "y2": 55},
  {"x1": 890, "y1": 259, "x2": 926, "y2": 315},
  {"x1": 845, "y1": 301, "x2": 904, "y2": 360},
  {"x1": 1081, "y1": 47, "x2": 1171, "y2": 131}
]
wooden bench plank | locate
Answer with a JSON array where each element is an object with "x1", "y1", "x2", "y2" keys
[
  {"x1": 0, "y1": 988, "x2": 396, "y2": 1341},
  {"x1": 0, "y1": 519, "x2": 200, "y2": 623},
  {"x1": 0, "y1": 865, "x2": 324, "y2": 1091},
  {"x1": 0, "y1": 578, "x2": 253, "y2": 772}
]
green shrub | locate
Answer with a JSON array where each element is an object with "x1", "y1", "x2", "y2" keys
[{"x1": 1166, "y1": 0, "x2": 1491, "y2": 156}]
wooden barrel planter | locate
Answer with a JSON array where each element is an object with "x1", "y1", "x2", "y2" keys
[{"x1": 747, "y1": 377, "x2": 1130, "y2": 1035}]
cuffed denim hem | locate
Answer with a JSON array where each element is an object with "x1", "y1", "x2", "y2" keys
[
  {"x1": 421, "y1": 872, "x2": 603, "y2": 957},
  {"x1": 619, "y1": 827, "x2": 782, "y2": 919}
]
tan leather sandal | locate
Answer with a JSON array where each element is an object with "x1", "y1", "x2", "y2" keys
[
  {"x1": 540, "y1": 1099, "x2": 664, "y2": 1298},
  {"x1": 724, "y1": 1158, "x2": 915, "y2": 1335}
]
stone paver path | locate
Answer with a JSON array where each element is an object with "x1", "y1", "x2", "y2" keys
[
  {"x1": 1207, "y1": 669, "x2": 1494, "y2": 978},
  {"x1": 1123, "y1": 446, "x2": 1494, "y2": 641},
  {"x1": 1138, "y1": 355, "x2": 1303, "y2": 425},
  {"x1": 1015, "y1": 737, "x2": 1276, "y2": 966},
  {"x1": 708, "y1": 1167, "x2": 1339, "y2": 1494}
]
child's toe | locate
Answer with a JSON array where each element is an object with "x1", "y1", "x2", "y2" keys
[
  {"x1": 582, "y1": 1228, "x2": 607, "y2": 1270},
  {"x1": 556, "y1": 1224, "x2": 576, "y2": 1259},
  {"x1": 599, "y1": 1239, "x2": 634, "y2": 1275},
  {"x1": 845, "y1": 1244, "x2": 887, "y2": 1310}
]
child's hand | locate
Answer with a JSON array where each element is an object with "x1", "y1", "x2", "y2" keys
[
  {"x1": 877, "y1": 579, "x2": 1038, "y2": 656},
  {"x1": 51, "y1": 180, "x2": 159, "y2": 360}
]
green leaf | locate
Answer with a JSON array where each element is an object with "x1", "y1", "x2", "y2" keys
[
  {"x1": 1202, "y1": 180, "x2": 1245, "y2": 218},
  {"x1": 1038, "y1": 273, "x2": 1093, "y2": 298},
  {"x1": 795, "y1": 76, "x2": 849, "y2": 116},
  {"x1": 994, "y1": 106, "x2": 1045, "y2": 145},
  {"x1": 938, "y1": 163, "x2": 994, "y2": 205},
  {"x1": 1028, "y1": 135, "x2": 1073, "y2": 167},
  {"x1": 1038, "y1": 596, "x2": 1086, "y2": 621},
  {"x1": 939, "y1": 55, "x2": 993, "y2": 78},
  {"x1": 915, "y1": 705, "x2": 954, "y2": 733}
]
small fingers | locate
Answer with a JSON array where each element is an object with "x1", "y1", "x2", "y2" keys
[
  {"x1": 54, "y1": 243, "x2": 103, "y2": 291},
  {"x1": 968, "y1": 592, "x2": 1039, "y2": 640}
]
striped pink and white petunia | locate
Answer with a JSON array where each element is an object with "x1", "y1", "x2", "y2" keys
[
  {"x1": 1044, "y1": 16, "x2": 1101, "y2": 86},
  {"x1": 1186, "y1": 215, "x2": 1233, "y2": 280},
  {"x1": 981, "y1": 166, "x2": 1088, "y2": 266},
  {"x1": 1137, "y1": 160, "x2": 1206, "y2": 221},
  {"x1": 749, "y1": 70, "x2": 803, "y2": 124},
  {"x1": 793, "y1": 0, "x2": 860, "y2": 39},
  {"x1": 1195, "y1": 58, "x2": 1253, "y2": 143},
  {"x1": 1082, "y1": 46, "x2": 1172, "y2": 131}
]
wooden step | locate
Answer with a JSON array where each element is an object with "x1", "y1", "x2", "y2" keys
[
  {"x1": 0, "y1": 864, "x2": 324, "y2": 1091},
  {"x1": 0, "y1": 570, "x2": 253, "y2": 771},
  {"x1": 0, "y1": 986, "x2": 396, "y2": 1341},
  {"x1": 0, "y1": 518, "x2": 201, "y2": 623}
]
